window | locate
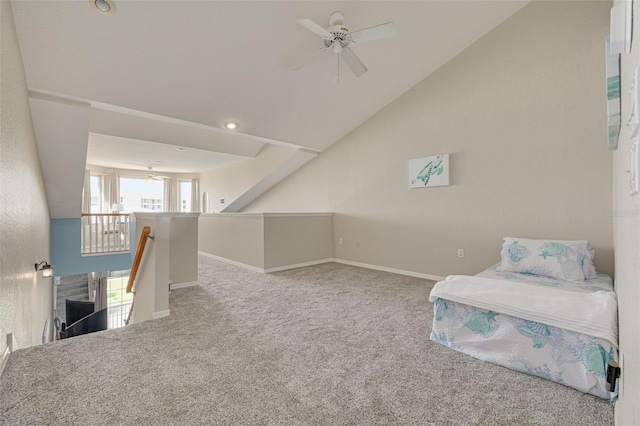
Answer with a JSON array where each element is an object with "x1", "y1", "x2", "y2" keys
[
  {"x1": 119, "y1": 177, "x2": 164, "y2": 212},
  {"x1": 106, "y1": 269, "x2": 133, "y2": 329},
  {"x1": 179, "y1": 180, "x2": 192, "y2": 212},
  {"x1": 90, "y1": 174, "x2": 102, "y2": 213}
]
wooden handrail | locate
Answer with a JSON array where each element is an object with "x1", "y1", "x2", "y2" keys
[
  {"x1": 126, "y1": 226, "x2": 153, "y2": 294},
  {"x1": 125, "y1": 226, "x2": 153, "y2": 325}
]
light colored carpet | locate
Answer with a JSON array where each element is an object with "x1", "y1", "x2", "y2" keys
[{"x1": 0, "y1": 255, "x2": 614, "y2": 425}]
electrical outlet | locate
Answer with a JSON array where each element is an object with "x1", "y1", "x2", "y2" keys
[
  {"x1": 355, "y1": 241, "x2": 360, "y2": 247},
  {"x1": 219, "y1": 198, "x2": 225, "y2": 205},
  {"x1": 457, "y1": 249, "x2": 464, "y2": 258},
  {"x1": 338, "y1": 238, "x2": 343, "y2": 245}
]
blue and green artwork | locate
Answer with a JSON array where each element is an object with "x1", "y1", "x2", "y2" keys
[{"x1": 409, "y1": 154, "x2": 450, "y2": 188}]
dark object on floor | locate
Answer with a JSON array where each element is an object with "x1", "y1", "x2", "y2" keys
[
  {"x1": 65, "y1": 308, "x2": 108, "y2": 338},
  {"x1": 65, "y1": 299, "x2": 95, "y2": 327}
]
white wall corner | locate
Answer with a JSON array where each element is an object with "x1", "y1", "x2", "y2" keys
[{"x1": 0, "y1": 333, "x2": 14, "y2": 377}]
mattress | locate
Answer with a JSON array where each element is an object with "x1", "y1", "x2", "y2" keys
[{"x1": 430, "y1": 265, "x2": 617, "y2": 399}]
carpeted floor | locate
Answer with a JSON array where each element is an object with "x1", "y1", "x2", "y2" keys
[{"x1": 0, "y1": 255, "x2": 614, "y2": 425}]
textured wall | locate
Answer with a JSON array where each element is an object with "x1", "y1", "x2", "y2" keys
[
  {"x1": 0, "y1": 1, "x2": 53, "y2": 351},
  {"x1": 244, "y1": 1, "x2": 613, "y2": 278},
  {"x1": 199, "y1": 144, "x2": 298, "y2": 213},
  {"x1": 613, "y1": 0, "x2": 640, "y2": 422}
]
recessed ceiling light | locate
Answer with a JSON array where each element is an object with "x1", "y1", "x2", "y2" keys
[
  {"x1": 90, "y1": 0, "x2": 116, "y2": 15},
  {"x1": 224, "y1": 121, "x2": 239, "y2": 130},
  {"x1": 176, "y1": 148, "x2": 187, "y2": 152}
]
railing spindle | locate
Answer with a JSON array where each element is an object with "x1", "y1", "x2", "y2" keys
[{"x1": 81, "y1": 213, "x2": 131, "y2": 255}]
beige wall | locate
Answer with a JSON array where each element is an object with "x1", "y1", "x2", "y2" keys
[
  {"x1": 0, "y1": 1, "x2": 53, "y2": 351},
  {"x1": 613, "y1": 0, "x2": 640, "y2": 422},
  {"x1": 199, "y1": 144, "x2": 298, "y2": 213},
  {"x1": 169, "y1": 215, "x2": 199, "y2": 285},
  {"x1": 264, "y1": 214, "x2": 334, "y2": 270},
  {"x1": 245, "y1": 1, "x2": 614, "y2": 278},
  {"x1": 199, "y1": 214, "x2": 265, "y2": 269},
  {"x1": 198, "y1": 213, "x2": 334, "y2": 271}
]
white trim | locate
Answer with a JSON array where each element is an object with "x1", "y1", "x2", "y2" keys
[
  {"x1": 201, "y1": 213, "x2": 263, "y2": 218},
  {"x1": 28, "y1": 89, "x2": 322, "y2": 153},
  {"x1": 334, "y1": 259, "x2": 444, "y2": 282},
  {"x1": 198, "y1": 251, "x2": 443, "y2": 281},
  {"x1": 262, "y1": 212, "x2": 332, "y2": 218},
  {"x1": 134, "y1": 212, "x2": 200, "y2": 220},
  {"x1": 0, "y1": 346, "x2": 11, "y2": 377},
  {"x1": 170, "y1": 280, "x2": 199, "y2": 290},
  {"x1": 81, "y1": 250, "x2": 130, "y2": 257},
  {"x1": 198, "y1": 251, "x2": 264, "y2": 273},
  {"x1": 152, "y1": 309, "x2": 170, "y2": 320},
  {"x1": 200, "y1": 212, "x2": 332, "y2": 218},
  {"x1": 264, "y1": 259, "x2": 334, "y2": 273},
  {"x1": 198, "y1": 252, "x2": 332, "y2": 274},
  {"x1": 0, "y1": 333, "x2": 14, "y2": 377}
]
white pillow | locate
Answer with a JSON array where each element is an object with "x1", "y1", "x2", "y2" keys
[
  {"x1": 583, "y1": 241, "x2": 597, "y2": 280},
  {"x1": 497, "y1": 238, "x2": 592, "y2": 283}
]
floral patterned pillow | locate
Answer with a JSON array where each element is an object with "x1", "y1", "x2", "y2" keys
[{"x1": 497, "y1": 238, "x2": 592, "y2": 283}]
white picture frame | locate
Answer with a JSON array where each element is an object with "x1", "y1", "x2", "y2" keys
[{"x1": 409, "y1": 154, "x2": 450, "y2": 188}]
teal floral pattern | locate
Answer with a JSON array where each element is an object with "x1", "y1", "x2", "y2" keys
[
  {"x1": 516, "y1": 320, "x2": 551, "y2": 349},
  {"x1": 504, "y1": 240, "x2": 530, "y2": 263},
  {"x1": 497, "y1": 238, "x2": 595, "y2": 283},
  {"x1": 430, "y1": 266, "x2": 617, "y2": 400},
  {"x1": 465, "y1": 311, "x2": 499, "y2": 337},
  {"x1": 539, "y1": 242, "x2": 568, "y2": 260}
]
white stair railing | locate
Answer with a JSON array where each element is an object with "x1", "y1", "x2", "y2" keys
[{"x1": 81, "y1": 213, "x2": 131, "y2": 254}]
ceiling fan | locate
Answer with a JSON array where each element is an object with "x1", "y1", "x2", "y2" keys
[
  {"x1": 143, "y1": 167, "x2": 163, "y2": 183},
  {"x1": 295, "y1": 11, "x2": 396, "y2": 78}
]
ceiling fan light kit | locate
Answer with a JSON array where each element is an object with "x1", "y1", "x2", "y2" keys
[
  {"x1": 296, "y1": 11, "x2": 396, "y2": 79},
  {"x1": 143, "y1": 166, "x2": 162, "y2": 183}
]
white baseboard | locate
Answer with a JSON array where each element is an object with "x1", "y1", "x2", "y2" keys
[
  {"x1": 198, "y1": 252, "x2": 264, "y2": 273},
  {"x1": 264, "y1": 259, "x2": 335, "y2": 273},
  {"x1": 0, "y1": 333, "x2": 14, "y2": 377},
  {"x1": 198, "y1": 251, "x2": 443, "y2": 281},
  {"x1": 334, "y1": 259, "x2": 444, "y2": 282},
  {"x1": 199, "y1": 252, "x2": 334, "y2": 274},
  {"x1": 153, "y1": 310, "x2": 170, "y2": 320},
  {"x1": 170, "y1": 280, "x2": 199, "y2": 290}
]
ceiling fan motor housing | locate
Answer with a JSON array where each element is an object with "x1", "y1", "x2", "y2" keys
[{"x1": 324, "y1": 26, "x2": 351, "y2": 51}]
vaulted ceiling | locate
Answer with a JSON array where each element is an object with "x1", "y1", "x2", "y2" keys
[{"x1": 12, "y1": 1, "x2": 528, "y2": 174}]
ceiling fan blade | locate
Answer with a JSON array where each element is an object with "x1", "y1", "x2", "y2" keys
[
  {"x1": 296, "y1": 18, "x2": 333, "y2": 39},
  {"x1": 350, "y1": 22, "x2": 396, "y2": 44},
  {"x1": 292, "y1": 47, "x2": 329, "y2": 70},
  {"x1": 341, "y1": 47, "x2": 367, "y2": 77}
]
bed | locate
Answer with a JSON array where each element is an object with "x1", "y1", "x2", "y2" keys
[{"x1": 429, "y1": 238, "x2": 618, "y2": 400}]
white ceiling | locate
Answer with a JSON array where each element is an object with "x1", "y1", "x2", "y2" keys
[
  {"x1": 12, "y1": 0, "x2": 528, "y2": 173},
  {"x1": 86, "y1": 133, "x2": 248, "y2": 173}
]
